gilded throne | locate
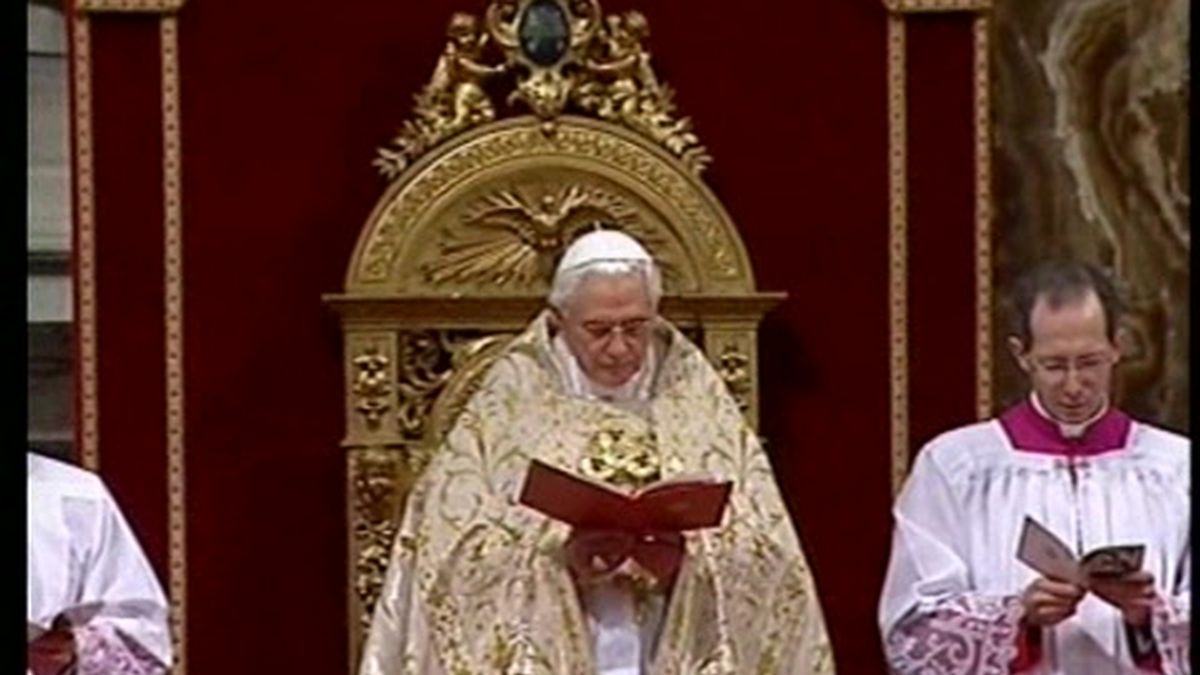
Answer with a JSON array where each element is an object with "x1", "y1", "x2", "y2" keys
[{"x1": 325, "y1": 1, "x2": 786, "y2": 670}]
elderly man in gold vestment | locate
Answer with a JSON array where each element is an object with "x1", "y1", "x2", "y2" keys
[{"x1": 358, "y1": 230, "x2": 834, "y2": 675}]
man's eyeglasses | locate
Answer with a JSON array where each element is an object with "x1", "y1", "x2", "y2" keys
[
  {"x1": 579, "y1": 318, "x2": 652, "y2": 342},
  {"x1": 1031, "y1": 354, "x2": 1114, "y2": 383}
]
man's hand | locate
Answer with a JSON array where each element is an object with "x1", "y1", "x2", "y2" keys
[
  {"x1": 565, "y1": 529, "x2": 685, "y2": 589},
  {"x1": 1089, "y1": 571, "x2": 1157, "y2": 627},
  {"x1": 1021, "y1": 576, "x2": 1086, "y2": 627},
  {"x1": 28, "y1": 626, "x2": 75, "y2": 675},
  {"x1": 565, "y1": 529, "x2": 634, "y2": 584},
  {"x1": 629, "y1": 531, "x2": 684, "y2": 587}
]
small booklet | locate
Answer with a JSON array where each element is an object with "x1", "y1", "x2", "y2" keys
[
  {"x1": 517, "y1": 459, "x2": 732, "y2": 532},
  {"x1": 1016, "y1": 515, "x2": 1144, "y2": 586}
]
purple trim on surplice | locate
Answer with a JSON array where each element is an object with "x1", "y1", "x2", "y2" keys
[{"x1": 998, "y1": 400, "x2": 1132, "y2": 456}]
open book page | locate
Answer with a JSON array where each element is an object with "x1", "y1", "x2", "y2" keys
[
  {"x1": 1016, "y1": 516, "x2": 1144, "y2": 585},
  {"x1": 1079, "y1": 545, "x2": 1145, "y2": 579},
  {"x1": 518, "y1": 459, "x2": 731, "y2": 532},
  {"x1": 516, "y1": 460, "x2": 631, "y2": 528},
  {"x1": 638, "y1": 471, "x2": 719, "y2": 491},
  {"x1": 633, "y1": 478, "x2": 731, "y2": 531}
]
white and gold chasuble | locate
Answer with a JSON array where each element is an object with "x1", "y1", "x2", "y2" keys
[{"x1": 359, "y1": 312, "x2": 834, "y2": 675}]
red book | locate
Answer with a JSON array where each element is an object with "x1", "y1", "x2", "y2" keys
[{"x1": 517, "y1": 459, "x2": 732, "y2": 533}]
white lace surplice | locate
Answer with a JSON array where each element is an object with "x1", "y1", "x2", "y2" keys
[
  {"x1": 879, "y1": 420, "x2": 1190, "y2": 675},
  {"x1": 28, "y1": 454, "x2": 173, "y2": 675}
]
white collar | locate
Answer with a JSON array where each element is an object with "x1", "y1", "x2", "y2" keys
[{"x1": 1029, "y1": 392, "x2": 1109, "y2": 439}]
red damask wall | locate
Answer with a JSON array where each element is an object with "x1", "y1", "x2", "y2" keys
[{"x1": 72, "y1": 2, "x2": 981, "y2": 673}]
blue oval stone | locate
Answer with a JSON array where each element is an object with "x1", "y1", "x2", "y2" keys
[{"x1": 519, "y1": 0, "x2": 569, "y2": 67}]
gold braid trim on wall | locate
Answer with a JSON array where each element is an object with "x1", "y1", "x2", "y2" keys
[
  {"x1": 883, "y1": 0, "x2": 991, "y2": 13},
  {"x1": 71, "y1": 14, "x2": 101, "y2": 472},
  {"x1": 884, "y1": 2, "x2": 994, "y2": 492},
  {"x1": 886, "y1": 14, "x2": 910, "y2": 498},
  {"x1": 973, "y1": 15, "x2": 994, "y2": 420},
  {"x1": 161, "y1": 15, "x2": 188, "y2": 675},
  {"x1": 71, "y1": 7, "x2": 189, "y2": 661},
  {"x1": 76, "y1": 0, "x2": 185, "y2": 12}
]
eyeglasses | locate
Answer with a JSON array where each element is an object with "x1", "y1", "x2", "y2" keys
[
  {"x1": 579, "y1": 317, "x2": 653, "y2": 343},
  {"x1": 1031, "y1": 354, "x2": 1114, "y2": 383}
]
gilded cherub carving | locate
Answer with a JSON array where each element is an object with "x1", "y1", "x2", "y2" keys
[
  {"x1": 428, "y1": 13, "x2": 506, "y2": 130},
  {"x1": 376, "y1": 1, "x2": 710, "y2": 176},
  {"x1": 573, "y1": 11, "x2": 709, "y2": 171},
  {"x1": 375, "y1": 13, "x2": 507, "y2": 177}
]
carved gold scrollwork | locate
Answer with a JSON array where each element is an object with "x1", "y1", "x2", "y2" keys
[
  {"x1": 715, "y1": 343, "x2": 752, "y2": 416},
  {"x1": 352, "y1": 347, "x2": 392, "y2": 431},
  {"x1": 395, "y1": 332, "x2": 454, "y2": 441},
  {"x1": 350, "y1": 447, "x2": 404, "y2": 632},
  {"x1": 491, "y1": 0, "x2": 603, "y2": 119},
  {"x1": 376, "y1": 0, "x2": 709, "y2": 178},
  {"x1": 421, "y1": 181, "x2": 680, "y2": 289},
  {"x1": 394, "y1": 331, "x2": 519, "y2": 474},
  {"x1": 357, "y1": 120, "x2": 745, "y2": 290}
]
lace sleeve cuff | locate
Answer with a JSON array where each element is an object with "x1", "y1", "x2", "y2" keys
[
  {"x1": 884, "y1": 594, "x2": 1024, "y2": 675},
  {"x1": 74, "y1": 623, "x2": 168, "y2": 675}
]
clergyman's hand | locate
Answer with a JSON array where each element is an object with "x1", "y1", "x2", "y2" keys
[
  {"x1": 630, "y1": 530, "x2": 684, "y2": 587},
  {"x1": 28, "y1": 626, "x2": 75, "y2": 675},
  {"x1": 1089, "y1": 571, "x2": 1157, "y2": 627},
  {"x1": 1020, "y1": 576, "x2": 1086, "y2": 627},
  {"x1": 565, "y1": 528, "x2": 634, "y2": 585}
]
